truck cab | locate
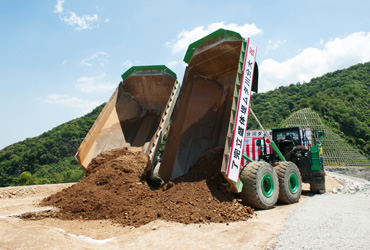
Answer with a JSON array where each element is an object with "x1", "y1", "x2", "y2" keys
[
  {"x1": 272, "y1": 126, "x2": 304, "y2": 160},
  {"x1": 255, "y1": 126, "x2": 325, "y2": 194}
]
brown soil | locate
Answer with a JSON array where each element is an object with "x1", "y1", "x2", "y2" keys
[{"x1": 39, "y1": 147, "x2": 253, "y2": 227}]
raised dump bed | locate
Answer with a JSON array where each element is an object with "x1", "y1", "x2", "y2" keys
[
  {"x1": 76, "y1": 65, "x2": 179, "y2": 171},
  {"x1": 158, "y1": 29, "x2": 258, "y2": 185}
]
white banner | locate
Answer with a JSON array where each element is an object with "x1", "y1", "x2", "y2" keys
[{"x1": 226, "y1": 38, "x2": 257, "y2": 182}]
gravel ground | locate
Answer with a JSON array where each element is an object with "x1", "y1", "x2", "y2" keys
[
  {"x1": 326, "y1": 166, "x2": 370, "y2": 181},
  {"x1": 274, "y1": 172, "x2": 370, "y2": 250}
]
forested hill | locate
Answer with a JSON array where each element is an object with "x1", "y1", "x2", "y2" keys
[
  {"x1": 0, "y1": 104, "x2": 105, "y2": 187},
  {"x1": 249, "y1": 62, "x2": 370, "y2": 157}
]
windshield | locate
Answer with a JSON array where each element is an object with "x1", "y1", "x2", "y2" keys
[
  {"x1": 273, "y1": 128, "x2": 302, "y2": 145},
  {"x1": 276, "y1": 130, "x2": 299, "y2": 141}
]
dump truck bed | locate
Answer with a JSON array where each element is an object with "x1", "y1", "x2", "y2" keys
[
  {"x1": 158, "y1": 29, "x2": 258, "y2": 188},
  {"x1": 76, "y1": 65, "x2": 179, "y2": 171}
]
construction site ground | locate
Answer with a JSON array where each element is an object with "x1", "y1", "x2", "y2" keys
[
  {"x1": 1, "y1": 174, "x2": 352, "y2": 249},
  {"x1": 0, "y1": 145, "x2": 368, "y2": 249}
]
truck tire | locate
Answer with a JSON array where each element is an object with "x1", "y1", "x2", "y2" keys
[
  {"x1": 275, "y1": 162, "x2": 302, "y2": 204},
  {"x1": 240, "y1": 161, "x2": 279, "y2": 210}
]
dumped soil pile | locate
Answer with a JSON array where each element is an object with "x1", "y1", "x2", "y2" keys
[{"x1": 40, "y1": 147, "x2": 253, "y2": 227}]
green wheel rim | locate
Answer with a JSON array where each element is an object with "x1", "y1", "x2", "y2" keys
[
  {"x1": 261, "y1": 174, "x2": 274, "y2": 197},
  {"x1": 288, "y1": 173, "x2": 299, "y2": 194}
]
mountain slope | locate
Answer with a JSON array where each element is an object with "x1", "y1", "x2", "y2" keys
[
  {"x1": 0, "y1": 104, "x2": 105, "y2": 187},
  {"x1": 249, "y1": 62, "x2": 370, "y2": 157}
]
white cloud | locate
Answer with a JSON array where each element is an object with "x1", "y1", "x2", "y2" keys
[
  {"x1": 45, "y1": 94, "x2": 100, "y2": 113},
  {"x1": 167, "y1": 61, "x2": 179, "y2": 68},
  {"x1": 53, "y1": 0, "x2": 100, "y2": 31},
  {"x1": 62, "y1": 13, "x2": 99, "y2": 31},
  {"x1": 76, "y1": 74, "x2": 116, "y2": 93},
  {"x1": 81, "y1": 52, "x2": 109, "y2": 67},
  {"x1": 166, "y1": 22, "x2": 263, "y2": 54},
  {"x1": 105, "y1": 18, "x2": 110, "y2": 23},
  {"x1": 54, "y1": 0, "x2": 64, "y2": 14},
  {"x1": 122, "y1": 60, "x2": 133, "y2": 68},
  {"x1": 265, "y1": 39, "x2": 285, "y2": 54},
  {"x1": 259, "y1": 32, "x2": 370, "y2": 92}
]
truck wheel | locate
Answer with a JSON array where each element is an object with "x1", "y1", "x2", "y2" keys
[
  {"x1": 275, "y1": 162, "x2": 302, "y2": 204},
  {"x1": 240, "y1": 161, "x2": 279, "y2": 210}
]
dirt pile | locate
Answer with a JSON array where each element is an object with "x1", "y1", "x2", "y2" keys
[{"x1": 40, "y1": 147, "x2": 253, "y2": 227}]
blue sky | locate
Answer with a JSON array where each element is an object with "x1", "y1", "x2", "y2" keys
[{"x1": 1, "y1": 0, "x2": 370, "y2": 150}]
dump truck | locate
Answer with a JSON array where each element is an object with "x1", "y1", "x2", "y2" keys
[
  {"x1": 156, "y1": 29, "x2": 325, "y2": 209},
  {"x1": 156, "y1": 29, "x2": 279, "y2": 208},
  {"x1": 77, "y1": 29, "x2": 325, "y2": 210},
  {"x1": 75, "y1": 65, "x2": 180, "y2": 174}
]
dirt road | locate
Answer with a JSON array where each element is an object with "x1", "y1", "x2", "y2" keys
[{"x1": 0, "y1": 176, "x2": 342, "y2": 249}]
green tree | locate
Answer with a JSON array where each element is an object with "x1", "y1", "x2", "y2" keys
[{"x1": 14, "y1": 171, "x2": 37, "y2": 185}]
